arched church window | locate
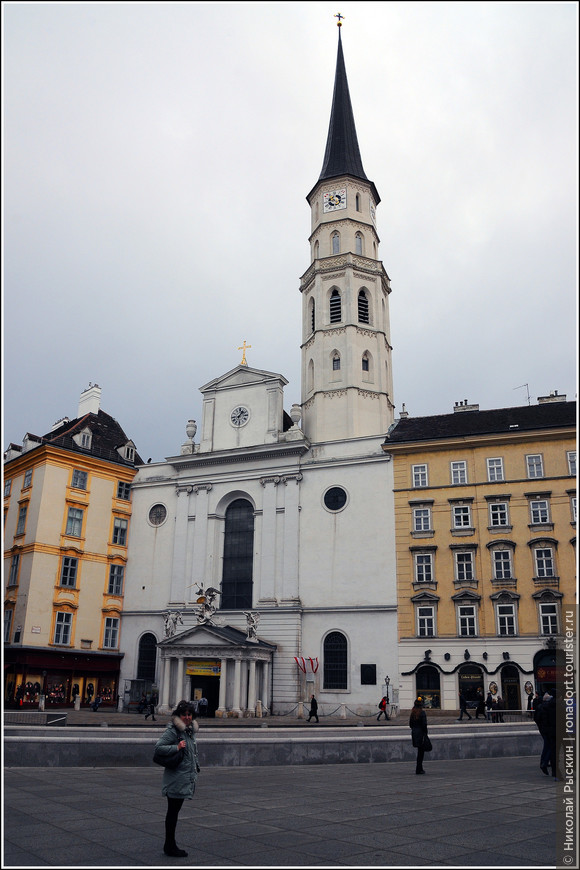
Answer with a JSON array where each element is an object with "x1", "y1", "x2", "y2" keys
[
  {"x1": 310, "y1": 298, "x2": 316, "y2": 333},
  {"x1": 221, "y1": 499, "x2": 254, "y2": 610},
  {"x1": 358, "y1": 289, "x2": 370, "y2": 324},
  {"x1": 355, "y1": 193, "x2": 361, "y2": 211},
  {"x1": 362, "y1": 353, "x2": 370, "y2": 372},
  {"x1": 314, "y1": 240, "x2": 319, "y2": 260},
  {"x1": 137, "y1": 633, "x2": 157, "y2": 682},
  {"x1": 355, "y1": 233, "x2": 363, "y2": 255},
  {"x1": 323, "y1": 631, "x2": 348, "y2": 690},
  {"x1": 332, "y1": 232, "x2": 340, "y2": 255},
  {"x1": 330, "y1": 289, "x2": 342, "y2": 323},
  {"x1": 308, "y1": 359, "x2": 314, "y2": 392},
  {"x1": 332, "y1": 353, "x2": 341, "y2": 371}
]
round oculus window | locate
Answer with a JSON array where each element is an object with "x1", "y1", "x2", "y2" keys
[
  {"x1": 148, "y1": 503, "x2": 167, "y2": 526},
  {"x1": 323, "y1": 486, "x2": 348, "y2": 512}
]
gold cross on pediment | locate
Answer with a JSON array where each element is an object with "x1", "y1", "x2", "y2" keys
[{"x1": 238, "y1": 340, "x2": 252, "y2": 366}]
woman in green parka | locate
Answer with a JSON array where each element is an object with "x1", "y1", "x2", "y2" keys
[{"x1": 154, "y1": 700, "x2": 200, "y2": 857}]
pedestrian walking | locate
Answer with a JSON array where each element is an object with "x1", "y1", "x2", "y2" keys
[
  {"x1": 456, "y1": 690, "x2": 472, "y2": 721},
  {"x1": 409, "y1": 697, "x2": 429, "y2": 774},
  {"x1": 485, "y1": 691, "x2": 493, "y2": 721},
  {"x1": 377, "y1": 696, "x2": 390, "y2": 721},
  {"x1": 475, "y1": 687, "x2": 485, "y2": 719},
  {"x1": 537, "y1": 692, "x2": 563, "y2": 779},
  {"x1": 145, "y1": 694, "x2": 157, "y2": 721},
  {"x1": 154, "y1": 700, "x2": 200, "y2": 858},
  {"x1": 307, "y1": 694, "x2": 319, "y2": 723},
  {"x1": 198, "y1": 696, "x2": 208, "y2": 718}
]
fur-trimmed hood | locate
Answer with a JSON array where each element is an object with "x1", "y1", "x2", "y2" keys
[{"x1": 172, "y1": 715, "x2": 199, "y2": 734}]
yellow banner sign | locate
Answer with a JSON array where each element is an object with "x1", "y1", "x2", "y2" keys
[{"x1": 186, "y1": 660, "x2": 221, "y2": 677}]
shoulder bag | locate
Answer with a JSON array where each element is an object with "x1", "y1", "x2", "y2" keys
[{"x1": 153, "y1": 745, "x2": 184, "y2": 769}]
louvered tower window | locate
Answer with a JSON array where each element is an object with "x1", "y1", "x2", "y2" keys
[
  {"x1": 330, "y1": 289, "x2": 342, "y2": 323},
  {"x1": 358, "y1": 289, "x2": 369, "y2": 324}
]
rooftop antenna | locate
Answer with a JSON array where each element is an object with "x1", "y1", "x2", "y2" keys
[{"x1": 514, "y1": 383, "x2": 531, "y2": 406}]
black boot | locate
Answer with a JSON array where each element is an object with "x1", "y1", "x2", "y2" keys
[{"x1": 164, "y1": 844, "x2": 188, "y2": 858}]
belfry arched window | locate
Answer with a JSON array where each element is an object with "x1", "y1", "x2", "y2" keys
[
  {"x1": 310, "y1": 298, "x2": 316, "y2": 334},
  {"x1": 358, "y1": 289, "x2": 370, "y2": 324},
  {"x1": 332, "y1": 352, "x2": 341, "y2": 371},
  {"x1": 323, "y1": 631, "x2": 348, "y2": 690},
  {"x1": 355, "y1": 233, "x2": 363, "y2": 255},
  {"x1": 313, "y1": 240, "x2": 319, "y2": 260},
  {"x1": 332, "y1": 232, "x2": 340, "y2": 255},
  {"x1": 221, "y1": 499, "x2": 254, "y2": 609},
  {"x1": 355, "y1": 193, "x2": 361, "y2": 211},
  {"x1": 330, "y1": 289, "x2": 342, "y2": 323}
]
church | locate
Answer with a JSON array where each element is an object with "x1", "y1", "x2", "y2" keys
[{"x1": 119, "y1": 26, "x2": 399, "y2": 717}]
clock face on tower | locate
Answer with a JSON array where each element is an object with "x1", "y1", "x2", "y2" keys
[
  {"x1": 230, "y1": 406, "x2": 250, "y2": 427},
  {"x1": 323, "y1": 188, "x2": 347, "y2": 213}
]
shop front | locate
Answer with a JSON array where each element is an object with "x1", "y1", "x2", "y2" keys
[{"x1": 4, "y1": 646, "x2": 123, "y2": 708}]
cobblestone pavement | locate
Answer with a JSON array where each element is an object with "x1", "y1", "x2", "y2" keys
[{"x1": 3, "y1": 755, "x2": 559, "y2": 868}]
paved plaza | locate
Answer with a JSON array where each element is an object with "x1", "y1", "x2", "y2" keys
[{"x1": 3, "y1": 755, "x2": 560, "y2": 868}]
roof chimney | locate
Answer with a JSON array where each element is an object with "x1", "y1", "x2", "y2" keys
[
  {"x1": 399, "y1": 403, "x2": 409, "y2": 419},
  {"x1": 454, "y1": 400, "x2": 479, "y2": 413},
  {"x1": 77, "y1": 383, "x2": 101, "y2": 418},
  {"x1": 537, "y1": 391, "x2": 566, "y2": 404}
]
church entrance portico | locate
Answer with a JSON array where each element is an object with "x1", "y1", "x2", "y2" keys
[{"x1": 157, "y1": 624, "x2": 276, "y2": 717}]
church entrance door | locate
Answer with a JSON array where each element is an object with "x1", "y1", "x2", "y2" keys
[{"x1": 191, "y1": 675, "x2": 220, "y2": 718}]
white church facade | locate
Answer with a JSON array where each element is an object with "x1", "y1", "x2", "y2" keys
[{"x1": 119, "y1": 28, "x2": 399, "y2": 718}]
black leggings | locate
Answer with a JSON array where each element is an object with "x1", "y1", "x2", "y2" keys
[
  {"x1": 165, "y1": 797, "x2": 184, "y2": 846},
  {"x1": 416, "y1": 747, "x2": 425, "y2": 773}
]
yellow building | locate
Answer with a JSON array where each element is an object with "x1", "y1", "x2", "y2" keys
[
  {"x1": 3, "y1": 385, "x2": 142, "y2": 709},
  {"x1": 383, "y1": 394, "x2": 576, "y2": 712}
]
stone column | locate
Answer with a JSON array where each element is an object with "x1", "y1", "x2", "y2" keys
[
  {"x1": 161, "y1": 657, "x2": 171, "y2": 710},
  {"x1": 247, "y1": 659, "x2": 257, "y2": 716},
  {"x1": 175, "y1": 657, "x2": 185, "y2": 704},
  {"x1": 217, "y1": 658, "x2": 228, "y2": 717},
  {"x1": 169, "y1": 487, "x2": 192, "y2": 604},
  {"x1": 281, "y1": 474, "x2": 302, "y2": 601},
  {"x1": 232, "y1": 659, "x2": 242, "y2": 718},
  {"x1": 261, "y1": 659, "x2": 270, "y2": 713}
]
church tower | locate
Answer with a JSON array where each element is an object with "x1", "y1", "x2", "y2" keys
[{"x1": 300, "y1": 25, "x2": 395, "y2": 443}]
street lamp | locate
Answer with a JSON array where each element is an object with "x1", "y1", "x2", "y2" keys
[{"x1": 385, "y1": 675, "x2": 390, "y2": 705}]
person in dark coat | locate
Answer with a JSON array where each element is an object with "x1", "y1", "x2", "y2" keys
[
  {"x1": 154, "y1": 700, "x2": 200, "y2": 857},
  {"x1": 409, "y1": 697, "x2": 428, "y2": 774},
  {"x1": 307, "y1": 694, "x2": 319, "y2": 723},
  {"x1": 485, "y1": 691, "x2": 494, "y2": 721},
  {"x1": 145, "y1": 694, "x2": 157, "y2": 721},
  {"x1": 537, "y1": 693, "x2": 562, "y2": 779},
  {"x1": 456, "y1": 690, "x2": 472, "y2": 721},
  {"x1": 475, "y1": 687, "x2": 485, "y2": 719}
]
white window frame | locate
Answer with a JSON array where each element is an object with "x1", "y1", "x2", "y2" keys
[
  {"x1": 60, "y1": 556, "x2": 78, "y2": 588},
  {"x1": 496, "y1": 603, "x2": 517, "y2": 636},
  {"x1": 415, "y1": 553, "x2": 434, "y2": 583},
  {"x1": 452, "y1": 504, "x2": 472, "y2": 528},
  {"x1": 489, "y1": 502, "x2": 509, "y2": 527},
  {"x1": 112, "y1": 518, "x2": 128, "y2": 546},
  {"x1": 23, "y1": 469, "x2": 33, "y2": 488},
  {"x1": 457, "y1": 604, "x2": 477, "y2": 637},
  {"x1": 567, "y1": 451, "x2": 576, "y2": 477},
  {"x1": 571, "y1": 496, "x2": 577, "y2": 523},
  {"x1": 4, "y1": 479, "x2": 12, "y2": 497},
  {"x1": 71, "y1": 469, "x2": 88, "y2": 490},
  {"x1": 417, "y1": 606, "x2": 435, "y2": 637},
  {"x1": 534, "y1": 547, "x2": 555, "y2": 578},
  {"x1": 54, "y1": 611, "x2": 72, "y2": 645},
  {"x1": 451, "y1": 461, "x2": 467, "y2": 485},
  {"x1": 103, "y1": 616, "x2": 120, "y2": 649},
  {"x1": 108, "y1": 565, "x2": 125, "y2": 596},
  {"x1": 492, "y1": 549, "x2": 513, "y2": 581},
  {"x1": 4, "y1": 609, "x2": 13, "y2": 642},
  {"x1": 65, "y1": 507, "x2": 84, "y2": 537},
  {"x1": 8, "y1": 553, "x2": 20, "y2": 586},
  {"x1": 413, "y1": 507, "x2": 431, "y2": 532},
  {"x1": 539, "y1": 602, "x2": 559, "y2": 636},
  {"x1": 16, "y1": 504, "x2": 28, "y2": 535},
  {"x1": 117, "y1": 481, "x2": 131, "y2": 500},
  {"x1": 487, "y1": 457, "x2": 504, "y2": 482},
  {"x1": 526, "y1": 454, "x2": 544, "y2": 479},
  {"x1": 412, "y1": 464, "x2": 428, "y2": 488},
  {"x1": 81, "y1": 432, "x2": 91, "y2": 449},
  {"x1": 530, "y1": 499, "x2": 550, "y2": 525},
  {"x1": 455, "y1": 551, "x2": 475, "y2": 582}
]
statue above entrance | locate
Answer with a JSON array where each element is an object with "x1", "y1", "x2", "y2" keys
[
  {"x1": 244, "y1": 611, "x2": 260, "y2": 642},
  {"x1": 194, "y1": 583, "x2": 222, "y2": 625},
  {"x1": 164, "y1": 610, "x2": 183, "y2": 637}
]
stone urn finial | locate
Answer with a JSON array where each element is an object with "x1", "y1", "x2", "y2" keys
[
  {"x1": 289, "y1": 404, "x2": 302, "y2": 426},
  {"x1": 186, "y1": 419, "x2": 197, "y2": 441}
]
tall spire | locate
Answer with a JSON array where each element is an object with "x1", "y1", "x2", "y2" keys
[{"x1": 318, "y1": 27, "x2": 368, "y2": 184}]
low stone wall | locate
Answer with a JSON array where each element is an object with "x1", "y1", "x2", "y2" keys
[
  {"x1": 4, "y1": 711, "x2": 68, "y2": 727},
  {"x1": 4, "y1": 727, "x2": 542, "y2": 768}
]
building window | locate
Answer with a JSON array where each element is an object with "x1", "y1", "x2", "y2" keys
[
  {"x1": 492, "y1": 549, "x2": 513, "y2": 581},
  {"x1": 452, "y1": 505, "x2": 472, "y2": 529},
  {"x1": 489, "y1": 502, "x2": 509, "y2": 528},
  {"x1": 221, "y1": 498, "x2": 254, "y2": 609},
  {"x1": 571, "y1": 496, "x2": 577, "y2": 523},
  {"x1": 458, "y1": 605, "x2": 477, "y2": 637},
  {"x1": 534, "y1": 547, "x2": 555, "y2": 578},
  {"x1": 455, "y1": 551, "x2": 474, "y2": 582},
  {"x1": 16, "y1": 504, "x2": 28, "y2": 535},
  {"x1": 539, "y1": 603, "x2": 559, "y2": 635},
  {"x1": 60, "y1": 556, "x2": 78, "y2": 588},
  {"x1": 412, "y1": 464, "x2": 428, "y2": 488},
  {"x1": 332, "y1": 353, "x2": 341, "y2": 371},
  {"x1": 332, "y1": 232, "x2": 340, "y2": 255},
  {"x1": 125, "y1": 445, "x2": 135, "y2": 462},
  {"x1": 415, "y1": 553, "x2": 433, "y2": 583},
  {"x1": 357, "y1": 289, "x2": 369, "y2": 323},
  {"x1": 71, "y1": 469, "x2": 88, "y2": 490},
  {"x1": 4, "y1": 479, "x2": 12, "y2": 497},
  {"x1": 413, "y1": 508, "x2": 431, "y2": 532},
  {"x1": 81, "y1": 432, "x2": 92, "y2": 449},
  {"x1": 137, "y1": 632, "x2": 157, "y2": 681},
  {"x1": 323, "y1": 487, "x2": 348, "y2": 512},
  {"x1": 4, "y1": 608, "x2": 14, "y2": 642},
  {"x1": 497, "y1": 603, "x2": 517, "y2": 636},
  {"x1": 451, "y1": 461, "x2": 467, "y2": 485},
  {"x1": 8, "y1": 553, "x2": 20, "y2": 586},
  {"x1": 310, "y1": 299, "x2": 316, "y2": 333},
  {"x1": 148, "y1": 504, "x2": 167, "y2": 526},
  {"x1": 54, "y1": 611, "x2": 73, "y2": 645},
  {"x1": 112, "y1": 518, "x2": 128, "y2": 546},
  {"x1": 417, "y1": 606, "x2": 435, "y2": 637},
  {"x1": 530, "y1": 499, "x2": 550, "y2": 525},
  {"x1": 355, "y1": 233, "x2": 363, "y2": 255},
  {"x1": 329, "y1": 289, "x2": 341, "y2": 323},
  {"x1": 103, "y1": 616, "x2": 119, "y2": 649},
  {"x1": 108, "y1": 565, "x2": 125, "y2": 596},
  {"x1": 526, "y1": 454, "x2": 544, "y2": 479},
  {"x1": 487, "y1": 458, "x2": 504, "y2": 482},
  {"x1": 567, "y1": 451, "x2": 576, "y2": 476},
  {"x1": 23, "y1": 469, "x2": 33, "y2": 488},
  {"x1": 355, "y1": 193, "x2": 361, "y2": 211},
  {"x1": 66, "y1": 507, "x2": 84, "y2": 537},
  {"x1": 117, "y1": 482, "x2": 131, "y2": 500},
  {"x1": 323, "y1": 631, "x2": 348, "y2": 690}
]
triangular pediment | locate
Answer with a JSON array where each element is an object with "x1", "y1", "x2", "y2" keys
[
  {"x1": 200, "y1": 365, "x2": 288, "y2": 394},
  {"x1": 158, "y1": 622, "x2": 276, "y2": 650}
]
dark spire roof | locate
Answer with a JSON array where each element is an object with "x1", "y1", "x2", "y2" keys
[{"x1": 310, "y1": 30, "x2": 379, "y2": 203}]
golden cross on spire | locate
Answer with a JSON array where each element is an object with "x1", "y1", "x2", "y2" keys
[
  {"x1": 238, "y1": 340, "x2": 252, "y2": 366},
  {"x1": 334, "y1": 12, "x2": 344, "y2": 27}
]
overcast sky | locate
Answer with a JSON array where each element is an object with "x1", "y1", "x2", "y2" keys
[{"x1": 3, "y1": 1, "x2": 578, "y2": 462}]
